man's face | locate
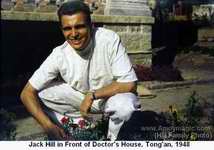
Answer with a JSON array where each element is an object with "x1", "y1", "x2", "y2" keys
[{"x1": 61, "y1": 12, "x2": 91, "y2": 51}]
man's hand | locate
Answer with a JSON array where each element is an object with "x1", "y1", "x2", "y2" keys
[
  {"x1": 44, "y1": 122, "x2": 67, "y2": 140},
  {"x1": 80, "y1": 93, "x2": 93, "y2": 117},
  {"x1": 20, "y1": 82, "x2": 67, "y2": 140}
]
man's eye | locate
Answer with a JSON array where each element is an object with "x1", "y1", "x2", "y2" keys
[
  {"x1": 62, "y1": 25, "x2": 87, "y2": 31},
  {"x1": 74, "y1": 24, "x2": 87, "y2": 30},
  {"x1": 62, "y1": 27, "x2": 72, "y2": 31}
]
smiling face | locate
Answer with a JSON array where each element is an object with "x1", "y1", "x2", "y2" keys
[{"x1": 61, "y1": 12, "x2": 91, "y2": 51}]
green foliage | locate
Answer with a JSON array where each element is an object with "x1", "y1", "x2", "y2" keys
[
  {"x1": 184, "y1": 91, "x2": 203, "y2": 126},
  {"x1": 0, "y1": 108, "x2": 16, "y2": 140},
  {"x1": 153, "y1": 0, "x2": 175, "y2": 22},
  {"x1": 162, "y1": 91, "x2": 214, "y2": 140}
]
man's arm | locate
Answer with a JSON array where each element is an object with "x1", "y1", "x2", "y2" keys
[
  {"x1": 93, "y1": 81, "x2": 137, "y2": 99},
  {"x1": 20, "y1": 82, "x2": 66, "y2": 139},
  {"x1": 80, "y1": 81, "x2": 137, "y2": 116}
]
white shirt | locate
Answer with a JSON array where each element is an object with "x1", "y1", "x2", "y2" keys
[{"x1": 29, "y1": 27, "x2": 137, "y2": 93}]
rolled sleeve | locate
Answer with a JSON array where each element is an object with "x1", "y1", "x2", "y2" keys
[{"x1": 29, "y1": 49, "x2": 59, "y2": 91}]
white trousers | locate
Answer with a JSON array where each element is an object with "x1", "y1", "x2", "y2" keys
[{"x1": 38, "y1": 82, "x2": 140, "y2": 140}]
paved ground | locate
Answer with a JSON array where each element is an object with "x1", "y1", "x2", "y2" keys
[
  {"x1": 12, "y1": 52, "x2": 214, "y2": 140},
  {"x1": 139, "y1": 83, "x2": 214, "y2": 112}
]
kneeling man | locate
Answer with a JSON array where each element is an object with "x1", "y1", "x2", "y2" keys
[{"x1": 20, "y1": 1, "x2": 140, "y2": 140}]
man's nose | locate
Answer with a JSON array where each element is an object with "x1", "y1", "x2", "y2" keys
[{"x1": 71, "y1": 28, "x2": 78, "y2": 37}]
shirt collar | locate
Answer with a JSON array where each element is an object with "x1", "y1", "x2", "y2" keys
[{"x1": 76, "y1": 37, "x2": 93, "y2": 58}]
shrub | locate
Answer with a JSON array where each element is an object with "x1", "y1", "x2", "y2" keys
[{"x1": 0, "y1": 108, "x2": 16, "y2": 140}]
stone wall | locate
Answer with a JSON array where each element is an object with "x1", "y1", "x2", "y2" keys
[
  {"x1": 192, "y1": 4, "x2": 214, "y2": 24},
  {"x1": 197, "y1": 27, "x2": 214, "y2": 47},
  {"x1": 2, "y1": 11, "x2": 154, "y2": 65},
  {"x1": 192, "y1": 4, "x2": 214, "y2": 48},
  {"x1": 1, "y1": 0, "x2": 105, "y2": 13},
  {"x1": 92, "y1": 15, "x2": 154, "y2": 53},
  {"x1": 103, "y1": 22, "x2": 153, "y2": 65},
  {"x1": 104, "y1": 0, "x2": 152, "y2": 16},
  {"x1": 105, "y1": 25, "x2": 152, "y2": 53}
]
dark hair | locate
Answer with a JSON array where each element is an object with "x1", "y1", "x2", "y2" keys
[{"x1": 57, "y1": 1, "x2": 91, "y2": 27}]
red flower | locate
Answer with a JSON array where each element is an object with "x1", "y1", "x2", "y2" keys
[
  {"x1": 61, "y1": 116, "x2": 69, "y2": 124},
  {"x1": 78, "y1": 119, "x2": 86, "y2": 129}
]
